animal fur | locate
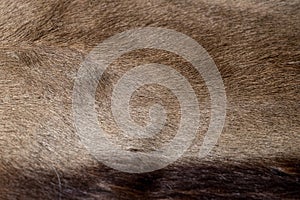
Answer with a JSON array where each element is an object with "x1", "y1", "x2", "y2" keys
[{"x1": 0, "y1": 0, "x2": 299, "y2": 199}]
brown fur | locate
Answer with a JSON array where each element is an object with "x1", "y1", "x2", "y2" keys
[{"x1": 0, "y1": 0, "x2": 299, "y2": 199}]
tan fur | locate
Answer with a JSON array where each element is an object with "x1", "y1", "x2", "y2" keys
[{"x1": 0, "y1": 0, "x2": 299, "y2": 199}]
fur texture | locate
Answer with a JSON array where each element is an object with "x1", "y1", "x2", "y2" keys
[{"x1": 0, "y1": 0, "x2": 299, "y2": 199}]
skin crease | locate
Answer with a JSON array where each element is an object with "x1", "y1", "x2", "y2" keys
[{"x1": 0, "y1": 0, "x2": 299, "y2": 199}]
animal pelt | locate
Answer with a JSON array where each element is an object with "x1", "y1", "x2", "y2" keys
[{"x1": 0, "y1": 0, "x2": 299, "y2": 199}]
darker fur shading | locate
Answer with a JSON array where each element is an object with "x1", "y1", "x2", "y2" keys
[{"x1": 2, "y1": 159, "x2": 300, "y2": 200}]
